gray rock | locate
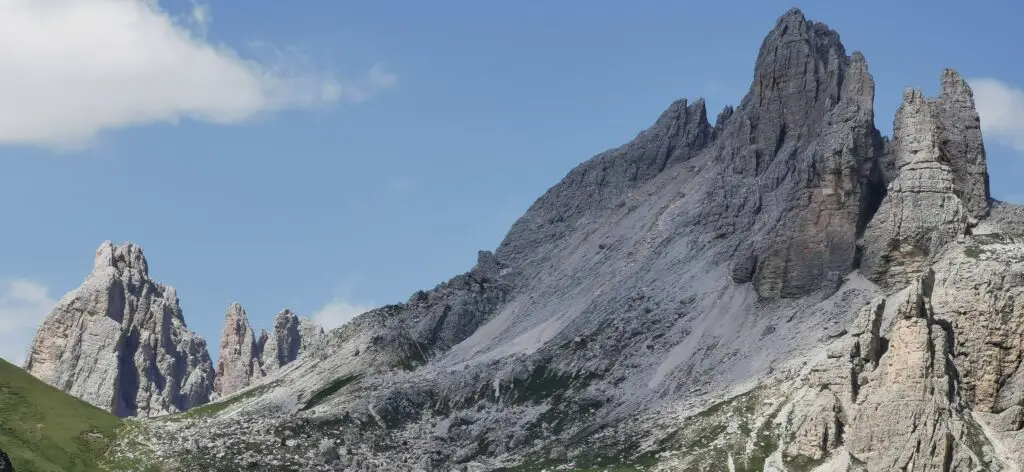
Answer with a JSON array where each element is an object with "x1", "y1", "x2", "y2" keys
[
  {"x1": 717, "y1": 15, "x2": 885, "y2": 299},
  {"x1": 23, "y1": 241, "x2": 214, "y2": 417},
  {"x1": 259, "y1": 309, "x2": 323, "y2": 374},
  {"x1": 931, "y1": 69, "x2": 991, "y2": 218},
  {"x1": 845, "y1": 271, "x2": 986, "y2": 470},
  {"x1": 0, "y1": 449, "x2": 12, "y2": 472},
  {"x1": 101, "y1": 8, "x2": 1017, "y2": 471},
  {"x1": 860, "y1": 86, "x2": 971, "y2": 288},
  {"x1": 214, "y1": 303, "x2": 263, "y2": 396},
  {"x1": 992, "y1": 406, "x2": 1024, "y2": 433}
]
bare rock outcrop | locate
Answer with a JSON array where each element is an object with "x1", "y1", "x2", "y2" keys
[
  {"x1": 860, "y1": 86, "x2": 972, "y2": 287},
  {"x1": 932, "y1": 69, "x2": 991, "y2": 218},
  {"x1": 785, "y1": 274, "x2": 987, "y2": 470},
  {"x1": 99, "y1": 9, "x2": 1017, "y2": 471},
  {"x1": 214, "y1": 305, "x2": 326, "y2": 395},
  {"x1": 23, "y1": 241, "x2": 214, "y2": 417},
  {"x1": 845, "y1": 273, "x2": 982, "y2": 471},
  {"x1": 260, "y1": 310, "x2": 324, "y2": 374},
  {"x1": 0, "y1": 449, "x2": 12, "y2": 472},
  {"x1": 214, "y1": 303, "x2": 264, "y2": 396}
]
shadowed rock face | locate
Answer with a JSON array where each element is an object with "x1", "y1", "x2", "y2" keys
[
  {"x1": 260, "y1": 309, "x2": 325, "y2": 375},
  {"x1": 23, "y1": 241, "x2": 214, "y2": 418},
  {"x1": 214, "y1": 303, "x2": 263, "y2": 397},
  {"x1": 860, "y1": 76, "x2": 989, "y2": 287},
  {"x1": 214, "y1": 305, "x2": 326, "y2": 396},
  {"x1": 91, "y1": 8, "x2": 1012, "y2": 471},
  {"x1": 932, "y1": 69, "x2": 991, "y2": 218},
  {"x1": 500, "y1": 8, "x2": 887, "y2": 300},
  {"x1": 0, "y1": 449, "x2": 12, "y2": 472},
  {"x1": 714, "y1": 11, "x2": 886, "y2": 299}
]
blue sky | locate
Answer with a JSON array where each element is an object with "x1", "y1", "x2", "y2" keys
[{"x1": 1, "y1": 0, "x2": 1023, "y2": 363}]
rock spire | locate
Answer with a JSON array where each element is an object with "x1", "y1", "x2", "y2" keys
[{"x1": 24, "y1": 241, "x2": 215, "y2": 417}]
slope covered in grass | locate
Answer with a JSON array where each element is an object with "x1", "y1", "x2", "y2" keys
[{"x1": 0, "y1": 358, "x2": 121, "y2": 471}]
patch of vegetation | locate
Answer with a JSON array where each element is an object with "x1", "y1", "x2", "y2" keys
[
  {"x1": 300, "y1": 374, "x2": 361, "y2": 412},
  {"x1": 658, "y1": 388, "x2": 783, "y2": 472},
  {"x1": 0, "y1": 358, "x2": 122, "y2": 472},
  {"x1": 102, "y1": 421, "x2": 166, "y2": 472},
  {"x1": 783, "y1": 453, "x2": 829, "y2": 472},
  {"x1": 964, "y1": 417, "x2": 991, "y2": 464},
  {"x1": 496, "y1": 453, "x2": 658, "y2": 472},
  {"x1": 964, "y1": 245, "x2": 987, "y2": 259},
  {"x1": 505, "y1": 364, "x2": 598, "y2": 406}
]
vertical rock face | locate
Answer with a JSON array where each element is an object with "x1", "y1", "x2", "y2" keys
[
  {"x1": 213, "y1": 303, "x2": 263, "y2": 396},
  {"x1": 499, "y1": 8, "x2": 887, "y2": 300},
  {"x1": 844, "y1": 273, "x2": 980, "y2": 471},
  {"x1": 861, "y1": 83, "x2": 976, "y2": 287},
  {"x1": 214, "y1": 306, "x2": 325, "y2": 395},
  {"x1": 260, "y1": 310, "x2": 324, "y2": 374},
  {"x1": 23, "y1": 241, "x2": 214, "y2": 417},
  {"x1": 932, "y1": 69, "x2": 991, "y2": 218},
  {"x1": 713, "y1": 8, "x2": 886, "y2": 298},
  {"x1": 786, "y1": 274, "x2": 986, "y2": 470}
]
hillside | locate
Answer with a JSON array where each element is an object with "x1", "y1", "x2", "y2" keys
[
  {"x1": 0, "y1": 358, "x2": 121, "y2": 472},
  {"x1": 17, "y1": 6, "x2": 1024, "y2": 471},
  {"x1": 103, "y1": 8, "x2": 1022, "y2": 471}
]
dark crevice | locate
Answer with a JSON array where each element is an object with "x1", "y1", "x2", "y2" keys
[{"x1": 931, "y1": 318, "x2": 960, "y2": 403}]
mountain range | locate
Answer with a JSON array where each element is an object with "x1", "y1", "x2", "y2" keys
[{"x1": 4, "y1": 7, "x2": 1023, "y2": 472}]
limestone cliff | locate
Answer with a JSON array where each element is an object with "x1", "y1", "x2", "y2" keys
[
  {"x1": 103, "y1": 8, "x2": 1024, "y2": 472},
  {"x1": 213, "y1": 306, "x2": 325, "y2": 396},
  {"x1": 23, "y1": 241, "x2": 214, "y2": 417},
  {"x1": 214, "y1": 303, "x2": 263, "y2": 397},
  {"x1": 260, "y1": 309, "x2": 324, "y2": 375}
]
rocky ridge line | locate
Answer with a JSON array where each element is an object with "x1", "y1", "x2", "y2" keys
[{"x1": 214, "y1": 306, "x2": 325, "y2": 396}]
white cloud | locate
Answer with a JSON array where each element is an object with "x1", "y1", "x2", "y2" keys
[
  {"x1": 0, "y1": 0, "x2": 396, "y2": 149},
  {"x1": 0, "y1": 279, "x2": 57, "y2": 365},
  {"x1": 188, "y1": 0, "x2": 211, "y2": 37},
  {"x1": 969, "y1": 77, "x2": 1024, "y2": 152},
  {"x1": 312, "y1": 298, "x2": 374, "y2": 331}
]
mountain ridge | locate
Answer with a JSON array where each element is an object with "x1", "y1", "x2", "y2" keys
[{"x1": 17, "y1": 7, "x2": 1022, "y2": 471}]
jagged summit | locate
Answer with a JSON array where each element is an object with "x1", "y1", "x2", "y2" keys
[
  {"x1": 43, "y1": 8, "x2": 1021, "y2": 471},
  {"x1": 24, "y1": 241, "x2": 213, "y2": 417},
  {"x1": 213, "y1": 304, "x2": 325, "y2": 396},
  {"x1": 214, "y1": 303, "x2": 262, "y2": 397},
  {"x1": 93, "y1": 240, "x2": 148, "y2": 276},
  {"x1": 860, "y1": 69, "x2": 990, "y2": 287}
]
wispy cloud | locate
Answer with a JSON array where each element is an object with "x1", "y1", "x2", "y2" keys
[
  {"x1": 0, "y1": 279, "x2": 57, "y2": 365},
  {"x1": 311, "y1": 277, "x2": 375, "y2": 331},
  {"x1": 0, "y1": 0, "x2": 397, "y2": 149},
  {"x1": 187, "y1": 0, "x2": 212, "y2": 37},
  {"x1": 312, "y1": 298, "x2": 375, "y2": 331},
  {"x1": 969, "y1": 77, "x2": 1024, "y2": 152}
]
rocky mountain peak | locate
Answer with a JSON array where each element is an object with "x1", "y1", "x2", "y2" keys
[
  {"x1": 859, "y1": 69, "x2": 989, "y2": 287},
  {"x1": 93, "y1": 240, "x2": 148, "y2": 277},
  {"x1": 894, "y1": 87, "x2": 942, "y2": 167},
  {"x1": 933, "y1": 68, "x2": 991, "y2": 218},
  {"x1": 214, "y1": 303, "x2": 262, "y2": 396},
  {"x1": 24, "y1": 241, "x2": 214, "y2": 417},
  {"x1": 710, "y1": 8, "x2": 886, "y2": 298},
  {"x1": 747, "y1": 6, "x2": 849, "y2": 136},
  {"x1": 213, "y1": 305, "x2": 325, "y2": 396},
  {"x1": 95, "y1": 9, "x2": 1024, "y2": 470}
]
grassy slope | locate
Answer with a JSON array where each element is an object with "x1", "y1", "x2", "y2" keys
[{"x1": 0, "y1": 358, "x2": 121, "y2": 472}]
